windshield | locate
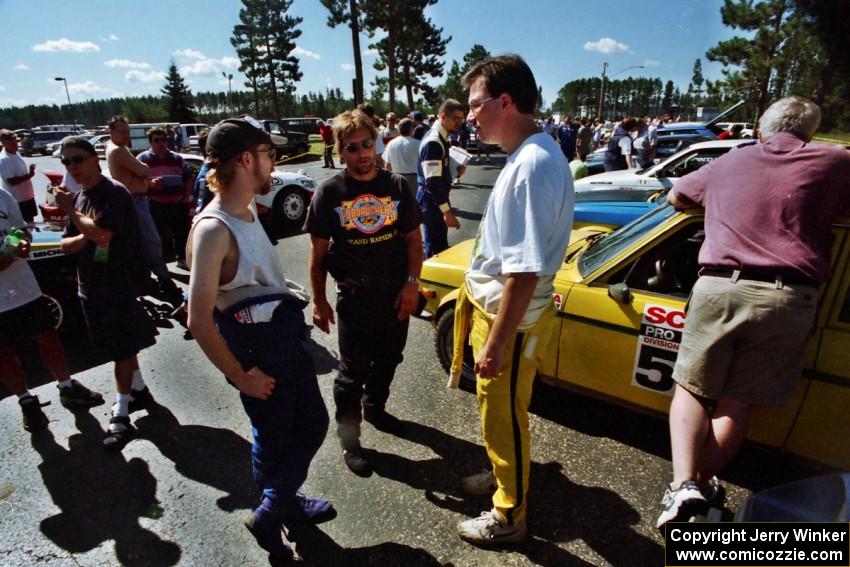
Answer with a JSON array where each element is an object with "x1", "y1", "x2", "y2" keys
[{"x1": 578, "y1": 203, "x2": 678, "y2": 277}]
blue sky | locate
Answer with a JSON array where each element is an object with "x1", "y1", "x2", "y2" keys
[{"x1": 0, "y1": 0, "x2": 736, "y2": 111}]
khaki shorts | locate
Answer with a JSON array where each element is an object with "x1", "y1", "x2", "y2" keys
[{"x1": 673, "y1": 275, "x2": 817, "y2": 405}]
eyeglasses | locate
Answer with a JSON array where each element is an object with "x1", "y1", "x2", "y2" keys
[
  {"x1": 60, "y1": 155, "x2": 88, "y2": 166},
  {"x1": 252, "y1": 146, "x2": 276, "y2": 161},
  {"x1": 342, "y1": 138, "x2": 375, "y2": 154},
  {"x1": 468, "y1": 96, "x2": 497, "y2": 114}
]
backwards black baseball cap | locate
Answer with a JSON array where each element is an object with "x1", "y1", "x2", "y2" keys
[
  {"x1": 206, "y1": 117, "x2": 272, "y2": 163},
  {"x1": 61, "y1": 136, "x2": 97, "y2": 156}
]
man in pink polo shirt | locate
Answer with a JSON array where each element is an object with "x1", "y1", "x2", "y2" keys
[{"x1": 657, "y1": 96, "x2": 850, "y2": 530}]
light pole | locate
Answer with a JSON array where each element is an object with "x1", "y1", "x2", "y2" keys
[
  {"x1": 54, "y1": 77, "x2": 77, "y2": 131},
  {"x1": 222, "y1": 72, "x2": 233, "y2": 113},
  {"x1": 597, "y1": 62, "x2": 608, "y2": 119}
]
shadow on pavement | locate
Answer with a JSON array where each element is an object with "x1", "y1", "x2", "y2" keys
[
  {"x1": 367, "y1": 420, "x2": 661, "y2": 566},
  {"x1": 133, "y1": 401, "x2": 257, "y2": 512},
  {"x1": 288, "y1": 525, "x2": 449, "y2": 567},
  {"x1": 31, "y1": 409, "x2": 181, "y2": 566},
  {"x1": 529, "y1": 381, "x2": 826, "y2": 497}
]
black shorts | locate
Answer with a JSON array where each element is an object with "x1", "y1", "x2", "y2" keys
[
  {"x1": 18, "y1": 198, "x2": 37, "y2": 222},
  {"x1": 0, "y1": 295, "x2": 57, "y2": 345},
  {"x1": 80, "y1": 295, "x2": 156, "y2": 361}
]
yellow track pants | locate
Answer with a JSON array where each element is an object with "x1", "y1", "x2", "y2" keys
[{"x1": 468, "y1": 305, "x2": 555, "y2": 525}]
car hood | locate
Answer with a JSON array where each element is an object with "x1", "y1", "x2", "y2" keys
[{"x1": 421, "y1": 225, "x2": 614, "y2": 287}]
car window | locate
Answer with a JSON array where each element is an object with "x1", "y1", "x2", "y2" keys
[
  {"x1": 579, "y1": 204, "x2": 678, "y2": 277},
  {"x1": 266, "y1": 122, "x2": 283, "y2": 136},
  {"x1": 620, "y1": 223, "x2": 704, "y2": 298},
  {"x1": 662, "y1": 147, "x2": 729, "y2": 178}
]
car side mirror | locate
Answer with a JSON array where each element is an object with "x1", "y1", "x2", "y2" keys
[{"x1": 608, "y1": 282, "x2": 632, "y2": 304}]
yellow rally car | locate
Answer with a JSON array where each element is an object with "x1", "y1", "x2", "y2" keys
[{"x1": 419, "y1": 203, "x2": 850, "y2": 470}]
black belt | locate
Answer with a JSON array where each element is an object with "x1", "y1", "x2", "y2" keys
[{"x1": 700, "y1": 268, "x2": 819, "y2": 287}]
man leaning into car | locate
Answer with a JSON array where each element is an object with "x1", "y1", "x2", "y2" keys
[
  {"x1": 658, "y1": 96, "x2": 850, "y2": 530},
  {"x1": 451, "y1": 55, "x2": 574, "y2": 545}
]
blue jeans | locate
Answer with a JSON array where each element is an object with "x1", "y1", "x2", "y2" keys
[
  {"x1": 132, "y1": 196, "x2": 170, "y2": 281},
  {"x1": 214, "y1": 301, "x2": 329, "y2": 509},
  {"x1": 419, "y1": 206, "x2": 448, "y2": 258}
]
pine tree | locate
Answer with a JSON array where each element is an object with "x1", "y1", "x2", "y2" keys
[
  {"x1": 232, "y1": 0, "x2": 303, "y2": 119},
  {"x1": 691, "y1": 58, "x2": 704, "y2": 106},
  {"x1": 161, "y1": 63, "x2": 196, "y2": 122},
  {"x1": 321, "y1": 0, "x2": 365, "y2": 104}
]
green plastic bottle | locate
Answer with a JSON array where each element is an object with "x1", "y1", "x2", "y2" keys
[{"x1": 1, "y1": 228, "x2": 26, "y2": 257}]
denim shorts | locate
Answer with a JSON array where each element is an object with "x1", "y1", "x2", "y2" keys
[{"x1": 672, "y1": 275, "x2": 817, "y2": 405}]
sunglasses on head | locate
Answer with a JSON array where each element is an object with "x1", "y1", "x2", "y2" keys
[
  {"x1": 60, "y1": 155, "x2": 89, "y2": 166},
  {"x1": 342, "y1": 138, "x2": 374, "y2": 153}
]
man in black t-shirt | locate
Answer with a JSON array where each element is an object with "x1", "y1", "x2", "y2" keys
[
  {"x1": 304, "y1": 109, "x2": 423, "y2": 476},
  {"x1": 57, "y1": 137, "x2": 157, "y2": 450}
]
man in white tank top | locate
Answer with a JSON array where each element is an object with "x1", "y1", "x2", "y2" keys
[{"x1": 187, "y1": 119, "x2": 332, "y2": 563}]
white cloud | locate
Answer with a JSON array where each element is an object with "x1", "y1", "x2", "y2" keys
[
  {"x1": 180, "y1": 59, "x2": 219, "y2": 77},
  {"x1": 32, "y1": 38, "x2": 100, "y2": 53},
  {"x1": 104, "y1": 33, "x2": 119, "y2": 42},
  {"x1": 643, "y1": 59, "x2": 661, "y2": 67},
  {"x1": 126, "y1": 70, "x2": 167, "y2": 83},
  {"x1": 0, "y1": 86, "x2": 5, "y2": 92},
  {"x1": 583, "y1": 37, "x2": 631, "y2": 55},
  {"x1": 174, "y1": 48, "x2": 206, "y2": 60},
  {"x1": 14, "y1": 63, "x2": 29, "y2": 71},
  {"x1": 105, "y1": 59, "x2": 152, "y2": 69},
  {"x1": 290, "y1": 46, "x2": 320, "y2": 60},
  {"x1": 67, "y1": 81, "x2": 111, "y2": 96},
  {"x1": 341, "y1": 63, "x2": 355, "y2": 72},
  {"x1": 220, "y1": 56, "x2": 240, "y2": 69}
]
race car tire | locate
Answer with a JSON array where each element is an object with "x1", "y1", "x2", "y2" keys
[{"x1": 273, "y1": 186, "x2": 308, "y2": 227}]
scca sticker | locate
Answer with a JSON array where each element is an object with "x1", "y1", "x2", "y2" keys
[{"x1": 631, "y1": 304, "x2": 686, "y2": 396}]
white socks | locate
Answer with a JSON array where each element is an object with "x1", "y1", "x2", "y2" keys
[
  {"x1": 18, "y1": 391, "x2": 33, "y2": 400},
  {"x1": 57, "y1": 378, "x2": 73, "y2": 389},
  {"x1": 131, "y1": 369, "x2": 146, "y2": 392},
  {"x1": 114, "y1": 393, "x2": 132, "y2": 417}
]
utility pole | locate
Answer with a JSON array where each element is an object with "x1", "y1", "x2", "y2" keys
[
  {"x1": 597, "y1": 62, "x2": 608, "y2": 119},
  {"x1": 54, "y1": 77, "x2": 77, "y2": 131},
  {"x1": 222, "y1": 72, "x2": 234, "y2": 113}
]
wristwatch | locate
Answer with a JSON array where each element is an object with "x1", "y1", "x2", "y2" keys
[{"x1": 406, "y1": 275, "x2": 419, "y2": 285}]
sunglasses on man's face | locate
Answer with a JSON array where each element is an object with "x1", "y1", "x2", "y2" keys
[
  {"x1": 342, "y1": 138, "x2": 375, "y2": 153},
  {"x1": 60, "y1": 155, "x2": 89, "y2": 166}
]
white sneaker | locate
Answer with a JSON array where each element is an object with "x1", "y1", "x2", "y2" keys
[
  {"x1": 457, "y1": 509, "x2": 527, "y2": 544},
  {"x1": 461, "y1": 469, "x2": 497, "y2": 496},
  {"x1": 656, "y1": 480, "x2": 707, "y2": 530}
]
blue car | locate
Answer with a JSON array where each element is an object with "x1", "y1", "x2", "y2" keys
[{"x1": 574, "y1": 198, "x2": 660, "y2": 227}]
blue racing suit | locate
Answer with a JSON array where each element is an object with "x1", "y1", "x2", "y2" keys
[
  {"x1": 213, "y1": 295, "x2": 329, "y2": 511},
  {"x1": 416, "y1": 124, "x2": 453, "y2": 258}
]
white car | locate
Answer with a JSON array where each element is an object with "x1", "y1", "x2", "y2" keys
[
  {"x1": 179, "y1": 154, "x2": 316, "y2": 227},
  {"x1": 574, "y1": 139, "x2": 755, "y2": 202}
]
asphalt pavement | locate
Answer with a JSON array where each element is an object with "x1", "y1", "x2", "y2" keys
[{"x1": 0, "y1": 154, "x2": 825, "y2": 566}]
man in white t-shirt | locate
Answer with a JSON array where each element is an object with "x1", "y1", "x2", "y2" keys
[
  {"x1": 0, "y1": 188, "x2": 103, "y2": 432},
  {"x1": 0, "y1": 130, "x2": 38, "y2": 222},
  {"x1": 382, "y1": 118, "x2": 420, "y2": 195},
  {"x1": 453, "y1": 55, "x2": 574, "y2": 545}
]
